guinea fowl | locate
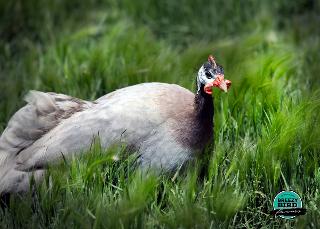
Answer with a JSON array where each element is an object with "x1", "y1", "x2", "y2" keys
[{"x1": 0, "y1": 55, "x2": 231, "y2": 194}]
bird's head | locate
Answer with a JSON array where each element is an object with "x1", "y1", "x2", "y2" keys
[{"x1": 197, "y1": 55, "x2": 231, "y2": 94}]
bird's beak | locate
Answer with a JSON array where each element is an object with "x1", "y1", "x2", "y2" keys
[
  {"x1": 204, "y1": 75, "x2": 232, "y2": 94},
  {"x1": 218, "y1": 80, "x2": 228, "y2": 92}
]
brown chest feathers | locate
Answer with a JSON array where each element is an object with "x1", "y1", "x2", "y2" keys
[{"x1": 165, "y1": 87, "x2": 214, "y2": 151}]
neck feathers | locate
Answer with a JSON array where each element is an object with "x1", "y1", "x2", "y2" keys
[
  {"x1": 188, "y1": 85, "x2": 214, "y2": 150},
  {"x1": 194, "y1": 85, "x2": 214, "y2": 119}
]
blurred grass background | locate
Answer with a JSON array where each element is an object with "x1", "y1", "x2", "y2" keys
[{"x1": 0, "y1": 0, "x2": 320, "y2": 228}]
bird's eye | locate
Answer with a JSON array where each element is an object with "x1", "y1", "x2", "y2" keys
[{"x1": 205, "y1": 72, "x2": 212, "y2": 78}]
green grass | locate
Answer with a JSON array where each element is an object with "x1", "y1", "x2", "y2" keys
[{"x1": 0, "y1": 0, "x2": 320, "y2": 228}]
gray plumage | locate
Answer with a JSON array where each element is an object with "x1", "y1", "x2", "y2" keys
[
  {"x1": 0, "y1": 57, "x2": 230, "y2": 194},
  {"x1": 0, "y1": 83, "x2": 205, "y2": 194}
]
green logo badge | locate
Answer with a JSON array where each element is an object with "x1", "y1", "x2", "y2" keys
[{"x1": 271, "y1": 191, "x2": 306, "y2": 219}]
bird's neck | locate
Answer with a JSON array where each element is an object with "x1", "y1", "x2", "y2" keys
[
  {"x1": 190, "y1": 85, "x2": 214, "y2": 149},
  {"x1": 194, "y1": 86, "x2": 214, "y2": 121},
  {"x1": 172, "y1": 85, "x2": 214, "y2": 151}
]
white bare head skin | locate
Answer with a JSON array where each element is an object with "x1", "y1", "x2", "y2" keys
[
  {"x1": 196, "y1": 55, "x2": 231, "y2": 94},
  {"x1": 197, "y1": 65, "x2": 215, "y2": 93}
]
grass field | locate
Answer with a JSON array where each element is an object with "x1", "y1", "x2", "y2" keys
[{"x1": 0, "y1": 0, "x2": 320, "y2": 228}]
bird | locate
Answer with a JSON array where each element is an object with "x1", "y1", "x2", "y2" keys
[{"x1": 0, "y1": 55, "x2": 231, "y2": 194}]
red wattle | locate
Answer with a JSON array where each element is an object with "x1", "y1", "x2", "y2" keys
[
  {"x1": 204, "y1": 82, "x2": 214, "y2": 94},
  {"x1": 225, "y1": 80, "x2": 232, "y2": 89}
]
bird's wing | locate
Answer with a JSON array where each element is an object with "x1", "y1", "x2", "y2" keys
[{"x1": 0, "y1": 91, "x2": 93, "y2": 165}]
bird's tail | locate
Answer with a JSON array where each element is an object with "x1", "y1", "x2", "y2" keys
[{"x1": 0, "y1": 155, "x2": 44, "y2": 195}]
